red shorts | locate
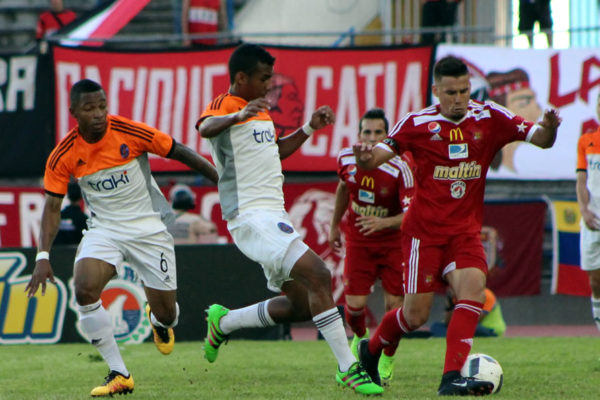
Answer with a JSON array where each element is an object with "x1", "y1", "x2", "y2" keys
[
  {"x1": 401, "y1": 232, "x2": 487, "y2": 294},
  {"x1": 343, "y1": 244, "x2": 404, "y2": 297}
]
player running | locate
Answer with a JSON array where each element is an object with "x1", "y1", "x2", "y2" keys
[
  {"x1": 197, "y1": 43, "x2": 382, "y2": 396},
  {"x1": 25, "y1": 79, "x2": 218, "y2": 397},
  {"x1": 353, "y1": 56, "x2": 561, "y2": 396}
]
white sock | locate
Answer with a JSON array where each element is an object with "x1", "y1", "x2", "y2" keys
[
  {"x1": 150, "y1": 303, "x2": 180, "y2": 329},
  {"x1": 219, "y1": 300, "x2": 275, "y2": 335},
  {"x1": 592, "y1": 297, "x2": 600, "y2": 331},
  {"x1": 313, "y1": 307, "x2": 356, "y2": 372},
  {"x1": 78, "y1": 300, "x2": 129, "y2": 376}
]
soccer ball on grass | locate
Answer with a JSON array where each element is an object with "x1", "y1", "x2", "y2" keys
[{"x1": 460, "y1": 353, "x2": 503, "y2": 394}]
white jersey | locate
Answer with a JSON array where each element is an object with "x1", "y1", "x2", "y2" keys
[{"x1": 200, "y1": 93, "x2": 285, "y2": 220}]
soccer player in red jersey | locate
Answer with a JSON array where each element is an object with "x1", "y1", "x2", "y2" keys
[
  {"x1": 353, "y1": 56, "x2": 561, "y2": 396},
  {"x1": 329, "y1": 108, "x2": 415, "y2": 386}
]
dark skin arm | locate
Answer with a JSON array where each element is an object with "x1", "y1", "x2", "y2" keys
[
  {"x1": 198, "y1": 98, "x2": 271, "y2": 139},
  {"x1": 25, "y1": 194, "x2": 62, "y2": 298},
  {"x1": 168, "y1": 142, "x2": 218, "y2": 183},
  {"x1": 277, "y1": 105, "x2": 335, "y2": 160}
]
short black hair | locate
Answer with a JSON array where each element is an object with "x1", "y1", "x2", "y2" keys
[
  {"x1": 433, "y1": 56, "x2": 469, "y2": 82},
  {"x1": 359, "y1": 108, "x2": 389, "y2": 133},
  {"x1": 70, "y1": 79, "x2": 103, "y2": 106},
  {"x1": 67, "y1": 181, "x2": 82, "y2": 202},
  {"x1": 228, "y1": 43, "x2": 275, "y2": 84}
]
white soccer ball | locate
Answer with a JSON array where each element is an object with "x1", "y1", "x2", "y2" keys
[{"x1": 460, "y1": 353, "x2": 504, "y2": 394}]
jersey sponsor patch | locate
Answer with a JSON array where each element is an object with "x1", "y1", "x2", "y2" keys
[
  {"x1": 428, "y1": 121, "x2": 441, "y2": 133},
  {"x1": 450, "y1": 181, "x2": 466, "y2": 199},
  {"x1": 358, "y1": 189, "x2": 375, "y2": 204},
  {"x1": 448, "y1": 143, "x2": 468, "y2": 159},
  {"x1": 120, "y1": 144, "x2": 130, "y2": 159},
  {"x1": 277, "y1": 222, "x2": 294, "y2": 234}
]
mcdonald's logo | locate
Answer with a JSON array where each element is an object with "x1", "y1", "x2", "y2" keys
[
  {"x1": 449, "y1": 128, "x2": 464, "y2": 142},
  {"x1": 360, "y1": 176, "x2": 375, "y2": 189}
]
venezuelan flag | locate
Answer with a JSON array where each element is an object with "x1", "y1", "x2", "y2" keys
[{"x1": 551, "y1": 200, "x2": 591, "y2": 296}]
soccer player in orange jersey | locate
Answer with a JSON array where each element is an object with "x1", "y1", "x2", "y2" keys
[
  {"x1": 197, "y1": 43, "x2": 382, "y2": 396},
  {"x1": 576, "y1": 92, "x2": 600, "y2": 332},
  {"x1": 353, "y1": 56, "x2": 561, "y2": 396},
  {"x1": 25, "y1": 79, "x2": 218, "y2": 397}
]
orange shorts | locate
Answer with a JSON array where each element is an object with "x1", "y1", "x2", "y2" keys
[
  {"x1": 402, "y1": 232, "x2": 487, "y2": 294},
  {"x1": 343, "y1": 244, "x2": 404, "y2": 297}
]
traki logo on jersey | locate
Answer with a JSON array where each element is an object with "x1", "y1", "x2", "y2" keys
[{"x1": 87, "y1": 171, "x2": 130, "y2": 192}]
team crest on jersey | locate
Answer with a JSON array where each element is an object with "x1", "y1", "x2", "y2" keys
[
  {"x1": 448, "y1": 143, "x2": 468, "y2": 159},
  {"x1": 428, "y1": 121, "x2": 441, "y2": 134},
  {"x1": 120, "y1": 144, "x2": 130, "y2": 159},
  {"x1": 68, "y1": 264, "x2": 151, "y2": 344},
  {"x1": 358, "y1": 189, "x2": 375, "y2": 204},
  {"x1": 277, "y1": 222, "x2": 294, "y2": 234},
  {"x1": 450, "y1": 181, "x2": 466, "y2": 199}
]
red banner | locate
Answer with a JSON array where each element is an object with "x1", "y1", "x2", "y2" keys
[
  {"x1": 483, "y1": 200, "x2": 547, "y2": 296},
  {"x1": 2, "y1": 185, "x2": 546, "y2": 298},
  {"x1": 52, "y1": 45, "x2": 433, "y2": 172}
]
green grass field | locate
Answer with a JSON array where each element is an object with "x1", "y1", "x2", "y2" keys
[{"x1": 1, "y1": 337, "x2": 598, "y2": 399}]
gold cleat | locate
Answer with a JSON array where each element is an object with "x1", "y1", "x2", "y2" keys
[
  {"x1": 145, "y1": 304, "x2": 175, "y2": 355},
  {"x1": 90, "y1": 371, "x2": 134, "y2": 397}
]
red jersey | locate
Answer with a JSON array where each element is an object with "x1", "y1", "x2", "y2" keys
[
  {"x1": 187, "y1": 0, "x2": 221, "y2": 45},
  {"x1": 382, "y1": 100, "x2": 536, "y2": 241},
  {"x1": 36, "y1": 10, "x2": 76, "y2": 39},
  {"x1": 337, "y1": 147, "x2": 415, "y2": 246}
]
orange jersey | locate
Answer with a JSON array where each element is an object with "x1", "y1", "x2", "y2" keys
[
  {"x1": 577, "y1": 127, "x2": 600, "y2": 215},
  {"x1": 199, "y1": 93, "x2": 284, "y2": 220},
  {"x1": 44, "y1": 115, "x2": 175, "y2": 236}
]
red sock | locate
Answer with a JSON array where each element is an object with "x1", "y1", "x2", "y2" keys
[
  {"x1": 344, "y1": 304, "x2": 367, "y2": 337},
  {"x1": 368, "y1": 307, "x2": 412, "y2": 356},
  {"x1": 444, "y1": 300, "x2": 483, "y2": 374}
]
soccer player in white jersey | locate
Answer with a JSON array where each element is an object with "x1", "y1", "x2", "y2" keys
[
  {"x1": 25, "y1": 79, "x2": 218, "y2": 397},
  {"x1": 576, "y1": 92, "x2": 600, "y2": 332},
  {"x1": 353, "y1": 56, "x2": 561, "y2": 396},
  {"x1": 196, "y1": 43, "x2": 383, "y2": 396}
]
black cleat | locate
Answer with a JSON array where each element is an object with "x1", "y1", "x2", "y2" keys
[
  {"x1": 358, "y1": 338, "x2": 381, "y2": 386},
  {"x1": 438, "y1": 371, "x2": 493, "y2": 396}
]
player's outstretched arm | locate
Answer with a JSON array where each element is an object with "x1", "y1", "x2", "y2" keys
[
  {"x1": 25, "y1": 194, "x2": 61, "y2": 298},
  {"x1": 198, "y1": 98, "x2": 270, "y2": 138},
  {"x1": 277, "y1": 105, "x2": 335, "y2": 160},
  {"x1": 169, "y1": 142, "x2": 219, "y2": 183},
  {"x1": 352, "y1": 143, "x2": 394, "y2": 170},
  {"x1": 530, "y1": 108, "x2": 562, "y2": 148}
]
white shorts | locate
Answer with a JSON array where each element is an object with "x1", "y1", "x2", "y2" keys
[
  {"x1": 75, "y1": 228, "x2": 177, "y2": 290},
  {"x1": 228, "y1": 209, "x2": 309, "y2": 292},
  {"x1": 580, "y1": 220, "x2": 600, "y2": 271}
]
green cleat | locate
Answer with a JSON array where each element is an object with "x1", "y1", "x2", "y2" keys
[
  {"x1": 336, "y1": 361, "x2": 383, "y2": 396},
  {"x1": 204, "y1": 304, "x2": 230, "y2": 363},
  {"x1": 350, "y1": 328, "x2": 369, "y2": 360},
  {"x1": 378, "y1": 353, "x2": 395, "y2": 387}
]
